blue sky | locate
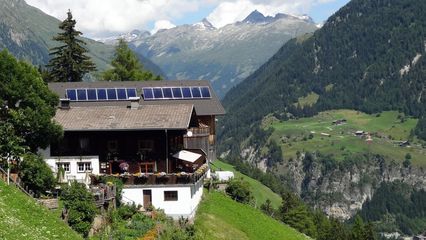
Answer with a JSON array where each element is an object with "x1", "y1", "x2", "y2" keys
[
  {"x1": 25, "y1": 0, "x2": 351, "y2": 38},
  {"x1": 309, "y1": 0, "x2": 350, "y2": 23}
]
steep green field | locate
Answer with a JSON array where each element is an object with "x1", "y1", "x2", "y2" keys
[
  {"x1": 195, "y1": 191, "x2": 309, "y2": 240},
  {"x1": 266, "y1": 110, "x2": 426, "y2": 166},
  {"x1": 211, "y1": 160, "x2": 282, "y2": 208},
  {"x1": 0, "y1": 180, "x2": 82, "y2": 240}
]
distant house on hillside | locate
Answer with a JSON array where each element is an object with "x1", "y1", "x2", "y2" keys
[
  {"x1": 414, "y1": 234, "x2": 426, "y2": 240},
  {"x1": 399, "y1": 140, "x2": 410, "y2": 147},
  {"x1": 332, "y1": 119, "x2": 347, "y2": 125},
  {"x1": 355, "y1": 130, "x2": 365, "y2": 136},
  {"x1": 41, "y1": 80, "x2": 225, "y2": 219}
]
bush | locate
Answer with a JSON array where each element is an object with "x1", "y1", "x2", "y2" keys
[
  {"x1": 19, "y1": 153, "x2": 55, "y2": 195},
  {"x1": 225, "y1": 178, "x2": 253, "y2": 204},
  {"x1": 61, "y1": 182, "x2": 97, "y2": 237}
]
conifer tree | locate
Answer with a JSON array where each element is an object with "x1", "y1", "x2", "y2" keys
[
  {"x1": 102, "y1": 38, "x2": 161, "y2": 81},
  {"x1": 47, "y1": 10, "x2": 96, "y2": 82}
]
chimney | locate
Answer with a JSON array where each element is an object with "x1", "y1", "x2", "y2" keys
[
  {"x1": 59, "y1": 98, "x2": 70, "y2": 109},
  {"x1": 129, "y1": 97, "x2": 140, "y2": 110}
]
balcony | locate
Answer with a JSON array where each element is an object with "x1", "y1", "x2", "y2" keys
[
  {"x1": 184, "y1": 127, "x2": 215, "y2": 161},
  {"x1": 91, "y1": 163, "x2": 209, "y2": 186}
]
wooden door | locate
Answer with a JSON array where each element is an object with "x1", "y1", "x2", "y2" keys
[{"x1": 143, "y1": 190, "x2": 152, "y2": 207}]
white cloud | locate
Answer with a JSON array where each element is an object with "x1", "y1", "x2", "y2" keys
[
  {"x1": 25, "y1": 0, "x2": 202, "y2": 38},
  {"x1": 151, "y1": 20, "x2": 176, "y2": 34},
  {"x1": 25, "y1": 0, "x2": 341, "y2": 37},
  {"x1": 206, "y1": 0, "x2": 339, "y2": 28}
]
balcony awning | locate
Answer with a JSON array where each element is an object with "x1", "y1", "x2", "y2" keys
[{"x1": 173, "y1": 150, "x2": 202, "y2": 163}]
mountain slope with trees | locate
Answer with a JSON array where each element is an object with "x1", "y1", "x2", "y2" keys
[
  {"x1": 219, "y1": 0, "x2": 426, "y2": 156},
  {"x1": 0, "y1": 0, "x2": 163, "y2": 77}
]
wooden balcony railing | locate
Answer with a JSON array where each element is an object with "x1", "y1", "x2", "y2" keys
[{"x1": 91, "y1": 164, "x2": 209, "y2": 186}]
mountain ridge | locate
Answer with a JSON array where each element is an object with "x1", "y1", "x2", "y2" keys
[
  {"x1": 109, "y1": 10, "x2": 317, "y2": 97},
  {"x1": 219, "y1": 0, "x2": 426, "y2": 154}
]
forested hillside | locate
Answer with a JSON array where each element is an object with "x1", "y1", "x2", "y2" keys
[
  {"x1": 358, "y1": 181, "x2": 426, "y2": 236},
  {"x1": 0, "y1": 0, "x2": 163, "y2": 76},
  {"x1": 219, "y1": 0, "x2": 426, "y2": 156}
]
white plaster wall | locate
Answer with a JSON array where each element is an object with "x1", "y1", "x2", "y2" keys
[
  {"x1": 122, "y1": 182, "x2": 204, "y2": 219},
  {"x1": 43, "y1": 148, "x2": 99, "y2": 184}
]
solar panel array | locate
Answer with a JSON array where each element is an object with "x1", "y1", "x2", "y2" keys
[
  {"x1": 66, "y1": 88, "x2": 137, "y2": 101},
  {"x1": 142, "y1": 86, "x2": 211, "y2": 100}
]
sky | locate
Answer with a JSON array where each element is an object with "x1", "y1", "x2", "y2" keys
[{"x1": 25, "y1": 0, "x2": 350, "y2": 39}]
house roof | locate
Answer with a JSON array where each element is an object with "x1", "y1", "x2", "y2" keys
[
  {"x1": 48, "y1": 80, "x2": 225, "y2": 116},
  {"x1": 54, "y1": 104, "x2": 194, "y2": 131}
]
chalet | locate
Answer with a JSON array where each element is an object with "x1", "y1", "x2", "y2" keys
[
  {"x1": 41, "y1": 80, "x2": 225, "y2": 219},
  {"x1": 399, "y1": 140, "x2": 411, "y2": 147},
  {"x1": 355, "y1": 130, "x2": 365, "y2": 136},
  {"x1": 414, "y1": 234, "x2": 426, "y2": 240},
  {"x1": 332, "y1": 119, "x2": 347, "y2": 125}
]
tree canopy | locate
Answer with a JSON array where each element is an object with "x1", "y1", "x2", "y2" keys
[
  {"x1": 47, "y1": 10, "x2": 96, "y2": 82},
  {"x1": 102, "y1": 39, "x2": 161, "y2": 81},
  {"x1": 0, "y1": 49, "x2": 62, "y2": 153}
]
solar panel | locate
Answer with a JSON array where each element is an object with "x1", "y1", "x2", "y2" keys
[
  {"x1": 87, "y1": 89, "x2": 97, "y2": 100},
  {"x1": 127, "y1": 88, "x2": 137, "y2": 98},
  {"x1": 66, "y1": 88, "x2": 137, "y2": 101},
  {"x1": 141, "y1": 86, "x2": 212, "y2": 100},
  {"x1": 143, "y1": 88, "x2": 154, "y2": 100},
  {"x1": 200, "y1": 87, "x2": 211, "y2": 98},
  {"x1": 107, "y1": 89, "x2": 117, "y2": 100},
  {"x1": 182, "y1": 87, "x2": 192, "y2": 98},
  {"x1": 191, "y1": 87, "x2": 201, "y2": 98},
  {"x1": 77, "y1": 89, "x2": 87, "y2": 101},
  {"x1": 66, "y1": 89, "x2": 77, "y2": 101},
  {"x1": 162, "y1": 88, "x2": 173, "y2": 99},
  {"x1": 97, "y1": 89, "x2": 107, "y2": 100},
  {"x1": 172, "y1": 88, "x2": 182, "y2": 98},
  {"x1": 117, "y1": 88, "x2": 127, "y2": 100},
  {"x1": 153, "y1": 88, "x2": 163, "y2": 98}
]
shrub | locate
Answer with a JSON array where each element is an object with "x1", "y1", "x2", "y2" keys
[
  {"x1": 61, "y1": 182, "x2": 97, "y2": 237},
  {"x1": 225, "y1": 178, "x2": 253, "y2": 204},
  {"x1": 19, "y1": 153, "x2": 55, "y2": 195}
]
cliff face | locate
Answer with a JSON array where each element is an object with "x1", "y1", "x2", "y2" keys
[{"x1": 281, "y1": 153, "x2": 426, "y2": 219}]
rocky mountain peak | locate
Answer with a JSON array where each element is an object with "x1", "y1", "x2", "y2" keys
[
  {"x1": 242, "y1": 10, "x2": 268, "y2": 24},
  {"x1": 193, "y1": 18, "x2": 216, "y2": 30}
]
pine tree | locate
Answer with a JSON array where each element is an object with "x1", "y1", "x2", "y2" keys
[
  {"x1": 47, "y1": 10, "x2": 96, "y2": 82},
  {"x1": 102, "y1": 38, "x2": 161, "y2": 81}
]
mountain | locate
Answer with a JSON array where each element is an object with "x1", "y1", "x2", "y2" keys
[
  {"x1": 0, "y1": 0, "x2": 163, "y2": 76},
  {"x1": 108, "y1": 10, "x2": 317, "y2": 98},
  {"x1": 218, "y1": 0, "x2": 426, "y2": 234},
  {"x1": 220, "y1": 0, "x2": 426, "y2": 153}
]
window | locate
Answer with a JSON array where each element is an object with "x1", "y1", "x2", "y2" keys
[
  {"x1": 77, "y1": 162, "x2": 92, "y2": 172},
  {"x1": 138, "y1": 140, "x2": 154, "y2": 151},
  {"x1": 164, "y1": 191, "x2": 178, "y2": 201},
  {"x1": 56, "y1": 162, "x2": 70, "y2": 173}
]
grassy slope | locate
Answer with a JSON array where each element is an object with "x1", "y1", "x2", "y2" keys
[
  {"x1": 210, "y1": 160, "x2": 282, "y2": 208},
  {"x1": 266, "y1": 110, "x2": 426, "y2": 166},
  {"x1": 0, "y1": 180, "x2": 82, "y2": 240},
  {"x1": 195, "y1": 191, "x2": 309, "y2": 240}
]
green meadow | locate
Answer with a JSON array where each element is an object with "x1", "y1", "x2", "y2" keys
[
  {"x1": 194, "y1": 191, "x2": 309, "y2": 240},
  {"x1": 266, "y1": 110, "x2": 426, "y2": 166},
  {"x1": 0, "y1": 180, "x2": 82, "y2": 240}
]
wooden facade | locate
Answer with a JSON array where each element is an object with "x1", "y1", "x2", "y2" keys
[{"x1": 51, "y1": 128, "x2": 210, "y2": 175}]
